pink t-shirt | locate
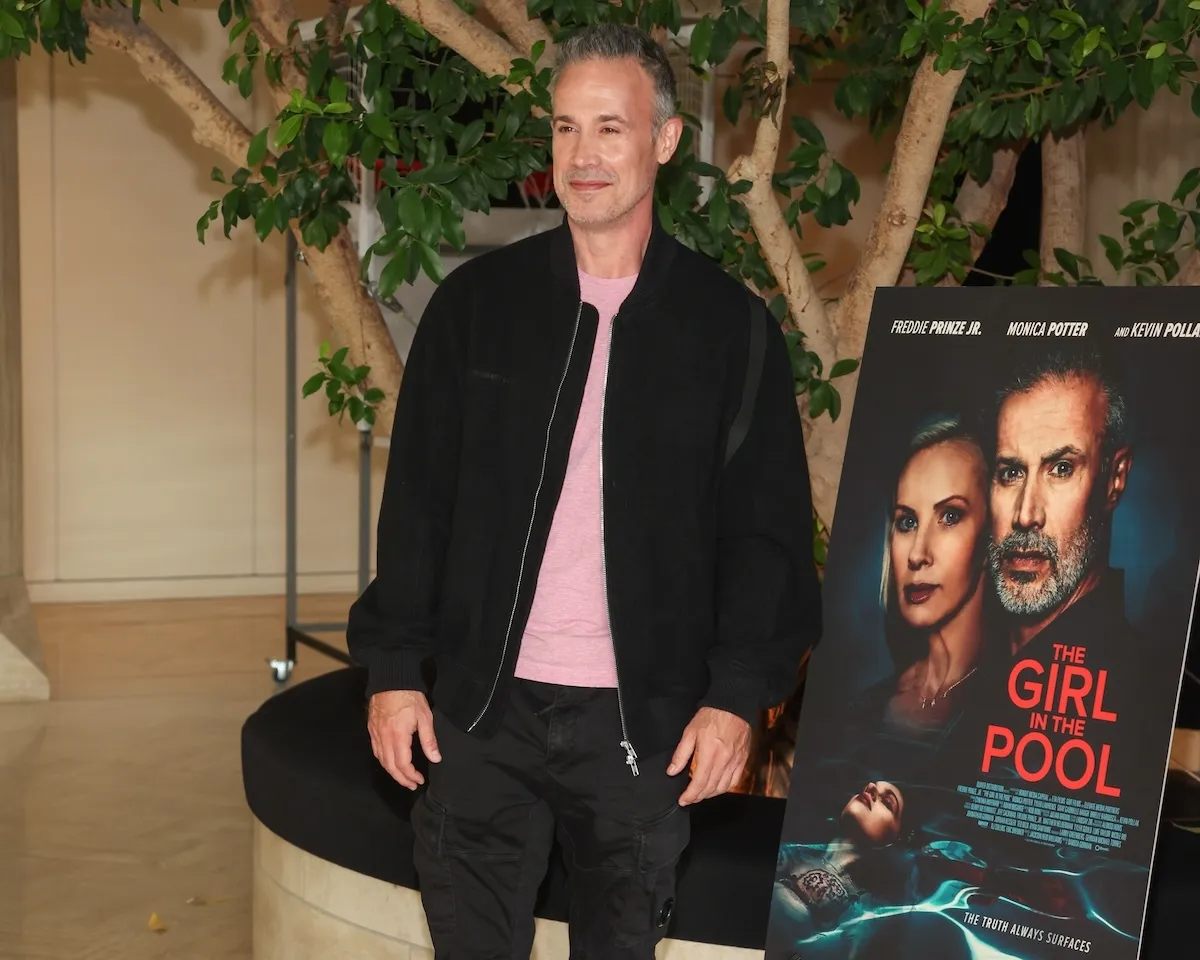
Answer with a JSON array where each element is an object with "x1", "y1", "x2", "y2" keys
[{"x1": 513, "y1": 269, "x2": 638, "y2": 687}]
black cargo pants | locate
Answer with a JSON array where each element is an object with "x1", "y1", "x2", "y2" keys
[{"x1": 410, "y1": 678, "x2": 691, "y2": 959}]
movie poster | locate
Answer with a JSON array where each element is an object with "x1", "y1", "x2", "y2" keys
[{"x1": 766, "y1": 287, "x2": 1198, "y2": 960}]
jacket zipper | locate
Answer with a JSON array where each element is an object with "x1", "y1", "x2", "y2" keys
[
  {"x1": 468, "y1": 301, "x2": 584, "y2": 733},
  {"x1": 600, "y1": 308, "x2": 639, "y2": 777}
]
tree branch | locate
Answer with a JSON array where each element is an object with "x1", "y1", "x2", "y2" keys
[
  {"x1": 389, "y1": 0, "x2": 522, "y2": 83},
  {"x1": 800, "y1": 0, "x2": 994, "y2": 529},
  {"x1": 726, "y1": 0, "x2": 833, "y2": 364},
  {"x1": 835, "y1": 0, "x2": 995, "y2": 352},
  {"x1": 323, "y1": 0, "x2": 352, "y2": 43},
  {"x1": 479, "y1": 0, "x2": 554, "y2": 62},
  {"x1": 938, "y1": 142, "x2": 1022, "y2": 286},
  {"x1": 84, "y1": 3, "x2": 403, "y2": 434},
  {"x1": 84, "y1": 5, "x2": 256, "y2": 161},
  {"x1": 250, "y1": 0, "x2": 309, "y2": 108},
  {"x1": 1040, "y1": 129, "x2": 1085, "y2": 282}
]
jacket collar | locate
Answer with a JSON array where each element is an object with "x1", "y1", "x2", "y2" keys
[{"x1": 547, "y1": 207, "x2": 678, "y2": 309}]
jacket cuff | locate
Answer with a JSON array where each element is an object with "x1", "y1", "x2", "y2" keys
[
  {"x1": 698, "y1": 668, "x2": 764, "y2": 727},
  {"x1": 363, "y1": 649, "x2": 428, "y2": 699}
]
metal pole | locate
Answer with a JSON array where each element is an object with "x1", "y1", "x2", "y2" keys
[
  {"x1": 358, "y1": 423, "x2": 371, "y2": 596},
  {"x1": 285, "y1": 230, "x2": 298, "y2": 661}
]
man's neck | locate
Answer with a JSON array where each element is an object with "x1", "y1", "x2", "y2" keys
[
  {"x1": 1010, "y1": 566, "x2": 1104, "y2": 654},
  {"x1": 569, "y1": 204, "x2": 653, "y2": 279}
]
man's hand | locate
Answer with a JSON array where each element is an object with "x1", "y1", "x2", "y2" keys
[
  {"x1": 667, "y1": 706, "x2": 751, "y2": 805},
  {"x1": 367, "y1": 689, "x2": 441, "y2": 790}
]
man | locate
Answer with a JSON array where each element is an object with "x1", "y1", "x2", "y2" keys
[
  {"x1": 957, "y1": 345, "x2": 1165, "y2": 868},
  {"x1": 985, "y1": 345, "x2": 1134, "y2": 654},
  {"x1": 345, "y1": 22, "x2": 821, "y2": 959}
]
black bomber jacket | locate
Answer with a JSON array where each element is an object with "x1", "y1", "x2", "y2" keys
[{"x1": 346, "y1": 212, "x2": 823, "y2": 766}]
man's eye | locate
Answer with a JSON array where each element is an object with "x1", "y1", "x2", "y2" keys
[
  {"x1": 1050, "y1": 461, "x2": 1074, "y2": 478},
  {"x1": 996, "y1": 466, "x2": 1022, "y2": 484}
]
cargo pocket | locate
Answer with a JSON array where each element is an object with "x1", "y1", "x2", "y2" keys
[
  {"x1": 621, "y1": 802, "x2": 692, "y2": 949},
  {"x1": 410, "y1": 788, "x2": 457, "y2": 941}
]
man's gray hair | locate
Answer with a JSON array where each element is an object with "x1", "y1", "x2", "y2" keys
[
  {"x1": 551, "y1": 23, "x2": 678, "y2": 135},
  {"x1": 995, "y1": 343, "x2": 1129, "y2": 469}
]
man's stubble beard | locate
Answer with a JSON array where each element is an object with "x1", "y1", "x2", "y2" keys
[
  {"x1": 560, "y1": 170, "x2": 656, "y2": 228},
  {"x1": 987, "y1": 515, "x2": 1100, "y2": 619}
]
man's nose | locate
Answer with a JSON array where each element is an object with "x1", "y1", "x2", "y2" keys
[{"x1": 1014, "y1": 480, "x2": 1045, "y2": 530}]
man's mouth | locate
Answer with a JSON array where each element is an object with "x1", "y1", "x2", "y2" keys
[
  {"x1": 903, "y1": 583, "x2": 937, "y2": 605},
  {"x1": 1004, "y1": 551, "x2": 1049, "y2": 571},
  {"x1": 568, "y1": 179, "x2": 611, "y2": 192}
]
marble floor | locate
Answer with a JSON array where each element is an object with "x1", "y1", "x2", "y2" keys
[
  {"x1": 0, "y1": 594, "x2": 350, "y2": 960},
  {"x1": 2, "y1": 596, "x2": 1198, "y2": 960}
]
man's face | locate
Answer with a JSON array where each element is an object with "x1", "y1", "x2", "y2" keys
[
  {"x1": 550, "y1": 57, "x2": 680, "y2": 228},
  {"x1": 988, "y1": 374, "x2": 1116, "y2": 617}
]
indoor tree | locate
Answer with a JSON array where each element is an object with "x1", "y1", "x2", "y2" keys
[{"x1": 5, "y1": 0, "x2": 1200, "y2": 793}]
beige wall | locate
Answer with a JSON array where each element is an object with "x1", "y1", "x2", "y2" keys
[
  {"x1": 18, "y1": 4, "x2": 388, "y2": 603},
  {"x1": 16, "y1": 7, "x2": 1184, "y2": 604}
]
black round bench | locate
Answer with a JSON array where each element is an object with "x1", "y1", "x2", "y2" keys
[
  {"x1": 240, "y1": 666, "x2": 783, "y2": 951},
  {"x1": 241, "y1": 666, "x2": 1199, "y2": 956}
]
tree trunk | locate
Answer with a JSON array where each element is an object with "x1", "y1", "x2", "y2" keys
[
  {"x1": 726, "y1": 0, "x2": 833, "y2": 358},
  {"x1": 85, "y1": 4, "x2": 403, "y2": 434},
  {"x1": 804, "y1": 0, "x2": 995, "y2": 528},
  {"x1": 1170, "y1": 250, "x2": 1200, "y2": 285},
  {"x1": 1040, "y1": 130, "x2": 1085, "y2": 282},
  {"x1": 938, "y1": 143, "x2": 1022, "y2": 286}
]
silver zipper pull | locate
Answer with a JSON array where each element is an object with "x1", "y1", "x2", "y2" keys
[{"x1": 621, "y1": 740, "x2": 640, "y2": 777}]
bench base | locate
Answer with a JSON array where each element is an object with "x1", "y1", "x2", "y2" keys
[{"x1": 251, "y1": 816, "x2": 766, "y2": 960}]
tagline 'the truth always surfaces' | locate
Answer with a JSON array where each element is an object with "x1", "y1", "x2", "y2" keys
[{"x1": 963, "y1": 914, "x2": 1092, "y2": 953}]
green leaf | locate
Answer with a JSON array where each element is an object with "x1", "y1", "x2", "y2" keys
[
  {"x1": 1192, "y1": 83, "x2": 1200, "y2": 118},
  {"x1": 254, "y1": 197, "x2": 276, "y2": 241},
  {"x1": 0, "y1": 11, "x2": 24, "y2": 39},
  {"x1": 247, "y1": 127, "x2": 269, "y2": 167},
  {"x1": 364, "y1": 387, "x2": 386, "y2": 404},
  {"x1": 414, "y1": 162, "x2": 461, "y2": 185},
  {"x1": 808, "y1": 380, "x2": 833, "y2": 419},
  {"x1": 1054, "y1": 247, "x2": 1081, "y2": 280},
  {"x1": 301, "y1": 372, "x2": 326, "y2": 397},
  {"x1": 790, "y1": 116, "x2": 825, "y2": 148},
  {"x1": 1100, "y1": 235, "x2": 1124, "y2": 271},
  {"x1": 690, "y1": 16, "x2": 714, "y2": 66},
  {"x1": 378, "y1": 248, "x2": 408, "y2": 300},
  {"x1": 830, "y1": 358, "x2": 859, "y2": 378},
  {"x1": 443, "y1": 214, "x2": 466, "y2": 250},
  {"x1": 1146, "y1": 42, "x2": 1167, "y2": 59},
  {"x1": 238, "y1": 64, "x2": 254, "y2": 99},
  {"x1": 458, "y1": 118, "x2": 486, "y2": 154},
  {"x1": 323, "y1": 102, "x2": 353, "y2": 115},
  {"x1": 322, "y1": 121, "x2": 351, "y2": 167},
  {"x1": 825, "y1": 163, "x2": 842, "y2": 197},
  {"x1": 42, "y1": 0, "x2": 60, "y2": 31},
  {"x1": 1027, "y1": 38, "x2": 1044, "y2": 60},
  {"x1": 217, "y1": 0, "x2": 232, "y2": 28},
  {"x1": 398, "y1": 188, "x2": 425, "y2": 234},
  {"x1": 904, "y1": 0, "x2": 924, "y2": 19},
  {"x1": 211, "y1": 166, "x2": 227, "y2": 183},
  {"x1": 329, "y1": 75, "x2": 348, "y2": 103},
  {"x1": 275, "y1": 114, "x2": 303, "y2": 148},
  {"x1": 416, "y1": 241, "x2": 446, "y2": 283}
]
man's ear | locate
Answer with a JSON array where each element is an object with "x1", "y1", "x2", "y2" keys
[
  {"x1": 1105, "y1": 446, "x2": 1133, "y2": 509},
  {"x1": 656, "y1": 115, "x2": 684, "y2": 164}
]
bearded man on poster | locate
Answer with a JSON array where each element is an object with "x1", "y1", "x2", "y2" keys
[{"x1": 345, "y1": 22, "x2": 822, "y2": 959}]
